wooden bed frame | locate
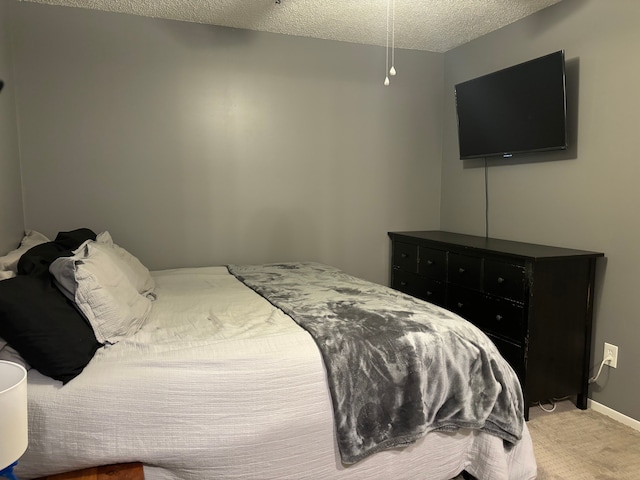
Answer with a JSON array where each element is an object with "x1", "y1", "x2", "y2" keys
[{"x1": 35, "y1": 463, "x2": 144, "y2": 480}]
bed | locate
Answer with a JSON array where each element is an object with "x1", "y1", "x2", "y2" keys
[{"x1": 0, "y1": 230, "x2": 537, "y2": 480}]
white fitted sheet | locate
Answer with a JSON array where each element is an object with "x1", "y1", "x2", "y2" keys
[{"x1": 17, "y1": 266, "x2": 536, "y2": 480}]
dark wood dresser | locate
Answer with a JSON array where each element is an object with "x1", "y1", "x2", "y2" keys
[{"x1": 388, "y1": 230, "x2": 603, "y2": 419}]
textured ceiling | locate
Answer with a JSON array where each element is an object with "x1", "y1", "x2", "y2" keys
[{"x1": 24, "y1": 0, "x2": 562, "y2": 53}]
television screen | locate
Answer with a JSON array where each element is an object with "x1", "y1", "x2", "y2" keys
[{"x1": 454, "y1": 50, "x2": 567, "y2": 160}]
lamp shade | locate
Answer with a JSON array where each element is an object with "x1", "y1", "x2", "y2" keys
[{"x1": 0, "y1": 361, "x2": 28, "y2": 470}]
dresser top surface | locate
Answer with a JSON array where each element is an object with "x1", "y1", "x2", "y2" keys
[{"x1": 388, "y1": 230, "x2": 604, "y2": 260}]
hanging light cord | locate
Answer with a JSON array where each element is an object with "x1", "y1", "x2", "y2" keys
[
  {"x1": 383, "y1": 0, "x2": 398, "y2": 86},
  {"x1": 390, "y1": 0, "x2": 396, "y2": 76},
  {"x1": 384, "y1": 0, "x2": 390, "y2": 86}
]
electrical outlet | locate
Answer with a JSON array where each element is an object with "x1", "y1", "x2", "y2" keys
[{"x1": 604, "y1": 342, "x2": 618, "y2": 368}]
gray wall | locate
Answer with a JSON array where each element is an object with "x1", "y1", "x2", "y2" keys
[
  {"x1": 442, "y1": 0, "x2": 640, "y2": 421},
  {"x1": 5, "y1": 0, "x2": 637, "y2": 422},
  {"x1": 7, "y1": 0, "x2": 444, "y2": 285},
  {"x1": 0, "y1": 1, "x2": 24, "y2": 253}
]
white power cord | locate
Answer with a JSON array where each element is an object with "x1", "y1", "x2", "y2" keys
[
  {"x1": 536, "y1": 396, "x2": 571, "y2": 413},
  {"x1": 537, "y1": 400, "x2": 557, "y2": 413},
  {"x1": 589, "y1": 354, "x2": 614, "y2": 384},
  {"x1": 537, "y1": 357, "x2": 613, "y2": 414}
]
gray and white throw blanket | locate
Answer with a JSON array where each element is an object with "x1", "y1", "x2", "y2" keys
[{"x1": 227, "y1": 262, "x2": 524, "y2": 465}]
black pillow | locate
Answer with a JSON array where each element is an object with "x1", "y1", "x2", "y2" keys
[
  {"x1": 2, "y1": 228, "x2": 100, "y2": 383},
  {"x1": 17, "y1": 228, "x2": 97, "y2": 277},
  {"x1": 54, "y1": 228, "x2": 97, "y2": 250},
  {"x1": 16, "y1": 241, "x2": 69, "y2": 277},
  {"x1": 0, "y1": 275, "x2": 101, "y2": 383}
]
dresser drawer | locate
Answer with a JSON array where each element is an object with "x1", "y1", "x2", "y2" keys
[
  {"x1": 446, "y1": 285, "x2": 484, "y2": 323},
  {"x1": 392, "y1": 270, "x2": 446, "y2": 306},
  {"x1": 448, "y1": 253, "x2": 482, "y2": 290},
  {"x1": 418, "y1": 278, "x2": 446, "y2": 306},
  {"x1": 391, "y1": 269, "x2": 422, "y2": 297},
  {"x1": 392, "y1": 241, "x2": 419, "y2": 273},
  {"x1": 478, "y1": 296, "x2": 525, "y2": 344},
  {"x1": 487, "y1": 334, "x2": 525, "y2": 381},
  {"x1": 418, "y1": 246, "x2": 447, "y2": 279},
  {"x1": 448, "y1": 290, "x2": 526, "y2": 380},
  {"x1": 484, "y1": 259, "x2": 527, "y2": 303}
]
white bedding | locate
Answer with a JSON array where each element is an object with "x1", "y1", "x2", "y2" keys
[{"x1": 17, "y1": 266, "x2": 536, "y2": 479}]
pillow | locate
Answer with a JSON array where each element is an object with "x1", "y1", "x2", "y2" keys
[
  {"x1": 96, "y1": 231, "x2": 155, "y2": 296},
  {"x1": 54, "y1": 228, "x2": 97, "y2": 250},
  {"x1": 16, "y1": 241, "x2": 70, "y2": 277},
  {"x1": 0, "y1": 230, "x2": 50, "y2": 279},
  {"x1": 0, "y1": 275, "x2": 101, "y2": 383},
  {"x1": 49, "y1": 241, "x2": 152, "y2": 344},
  {"x1": 17, "y1": 228, "x2": 96, "y2": 278}
]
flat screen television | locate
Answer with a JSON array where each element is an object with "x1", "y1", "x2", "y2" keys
[{"x1": 454, "y1": 50, "x2": 567, "y2": 160}]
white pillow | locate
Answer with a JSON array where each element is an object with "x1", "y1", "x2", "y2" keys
[
  {"x1": 95, "y1": 231, "x2": 155, "y2": 296},
  {"x1": 0, "y1": 230, "x2": 50, "y2": 279},
  {"x1": 49, "y1": 241, "x2": 151, "y2": 345}
]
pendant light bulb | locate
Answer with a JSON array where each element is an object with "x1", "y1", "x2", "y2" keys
[
  {"x1": 384, "y1": 76, "x2": 390, "y2": 86},
  {"x1": 389, "y1": 0, "x2": 396, "y2": 78}
]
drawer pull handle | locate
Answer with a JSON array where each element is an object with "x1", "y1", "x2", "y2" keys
[
  {"x1": 426, "y1": 291, "x2": 432, "y2": 297},
  {"x1": 426, "y1": 260, "x2": 434, "y2": 265},
  {"x1": 497, "y1": 277, "x2": 505, "y2": 284},
  {"x1": 400, "y1": 281, "x2": 407, "y2": 287},
  {"x1": 401, "y1": 253, "x2": 408, "y2": 258},
  {"x1": 458, "y1": 268, "x2": 465, "y2": 274},
  {"x1": 496, "y1": 314, "x2": 503, "y2": 321},
  {"x1": 457, "y1": 302, "x2": 464, "y2": 308}
]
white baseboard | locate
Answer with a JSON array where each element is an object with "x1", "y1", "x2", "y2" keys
[{"x1": 588, "y1": 399, "x2": 640, "y2": 432}]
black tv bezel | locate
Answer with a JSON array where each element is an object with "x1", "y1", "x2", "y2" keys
[{"x1": 454, "y1": 50, "x2": 568, "y2": 160}]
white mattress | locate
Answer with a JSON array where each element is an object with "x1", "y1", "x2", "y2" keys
[{"x1": 17, "y1": 266, "x2": 536, "y2": 479}]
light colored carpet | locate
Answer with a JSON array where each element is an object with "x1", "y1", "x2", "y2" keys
[
  {"x1": 451, "y1": 404, "x2": 640, "y2": 479},
  {"x1": 527, "y1": 406, "x2": 640, "y2": 479}
]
